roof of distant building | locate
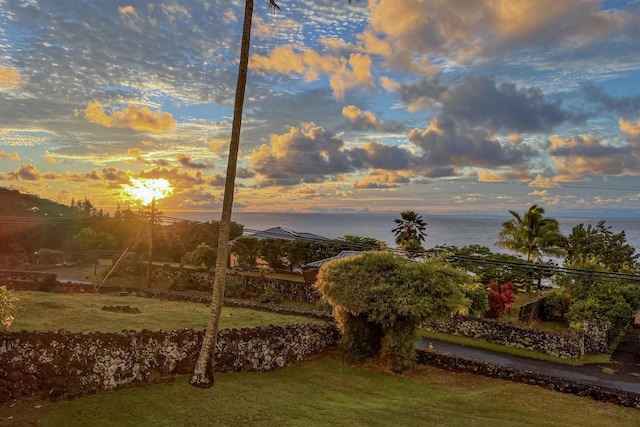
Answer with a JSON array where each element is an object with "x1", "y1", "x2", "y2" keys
[
  {"x1": 304, "y1": 250, "x2": 362, "y2": 269},
  {"x1": 244, "y1": 226, "x2": 328, "y2": 242}
]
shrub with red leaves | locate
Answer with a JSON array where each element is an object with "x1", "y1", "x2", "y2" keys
[{"x1": 485, "y1": 281, "x2": 515, "y2": 319}]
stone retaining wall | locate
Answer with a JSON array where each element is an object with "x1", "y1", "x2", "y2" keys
[
  {"x1": 0, "y1": 323, "x2": 339, "y2": 403},
  {"x1": 417, "y1": 349, "x2": 640, "y2": 409},
  {"x1": 241, "y1": 276, "x2": 321, "y2": 304},
  {"x1": 0, "y1": 252, "x2": 99, "y2": 270},
  {"x1": 424, "y1": 315, "x2": 608, "y2": 359},
  {"x1": 1, "y1": 269, "x2": 320, "y2": 303}
]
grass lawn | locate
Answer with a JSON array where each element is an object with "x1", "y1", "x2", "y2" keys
[
  {"x1": 45, "y1": 259, "x2": 306, "y2": 290},
  {"x1": 0, "y1": 352, "x2": 637, "y2": 426},
  {"x1": 9, "y1": 291, "x2": 324, "y2": 333}
]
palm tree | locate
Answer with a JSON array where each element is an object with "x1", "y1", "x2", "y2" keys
[
  {"x1": 392, "y1": 211, "x2": 427, "y2": 252},
  {"x1": 496, "y1": 205, "x2": 566, "y2": 262},
  {"x1": 191, "y1": 0, "x2": 357, "y2": 389},
  {"x1": 496, "y1": 205, "x2": 566, "y2": 300}
]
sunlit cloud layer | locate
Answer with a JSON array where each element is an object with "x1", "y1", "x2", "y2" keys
[{"x1": 0, "y1": 0, "x2": 639, "y2": 215}]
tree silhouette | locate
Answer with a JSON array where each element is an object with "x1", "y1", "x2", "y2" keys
[{"x1": 392, "y1": 211, "x2": 427, "y2": 252}]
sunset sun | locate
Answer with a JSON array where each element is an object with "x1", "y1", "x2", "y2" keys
[{"x1": 123, "y1": 178, "x2": 173, "y2": 206}]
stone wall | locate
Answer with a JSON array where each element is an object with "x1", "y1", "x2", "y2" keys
[
  {"x1": 0, "y1": 323, "x2": 339, "y2": 403},
  {"x1": 241, "y1": 276, "x2": 321, "y2": 304},
  {"x1": 417, "y1": 349, "x2": 640, "y2": 409},
  {"x1": 424, "y1": 315, "x2": 608, "y2": 360},
  {"x1": 0, "y1": 252, "x2": 99, "y2": 271},
  {"x1": 1, "y1": 268, "x2": 320, "y2": 303}
]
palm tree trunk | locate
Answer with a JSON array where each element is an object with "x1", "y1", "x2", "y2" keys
[{"x1": 190, "y1": 0, "x2": 254, "y2": 388}]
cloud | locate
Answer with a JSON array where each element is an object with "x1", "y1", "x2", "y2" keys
[
  {"x1": 84, "y1": 101, "x2": 177, "y2": 133},
  {"x1": 352, "y1": 169, "x2": 410, "y2": 189},
  {"x1": 582, "y1": 83, "x2": 640, "y2": 116},
  {"x1": 348, "y1": 141, "x2": 413, "y2": 170},
  {"x1": 341, "y1": 105, "x2": 405, "y2": 132},
  {"x1": 0, "y1": 66, "x2": 22, "y2": 88},
  {"x1": 0, "y1": 151, "x2": 20, "y2": 161},
  {"x1": 397, "y1": 77, "x2": 445, "y2": 112},
  {"x1": 248, "y1": 123, "x2": 353, "y2": 186},
  {"x1": 366, "y1": 0, "x2": 628, "y2": 66},
  {"x1": 250, "y1": 46, "x2": 374, "y2": 100},
  {"x1": 118, "y1": 6, "x2": 144, "y2": 33},
  {"x1": 528, "y1": 174, "x2": 559, "y2": 188},
  {"x1": 548, "y1": 135, "x2": 639, "y2": 181},
  {"x1": 441, "y1": 75, "x2": 578, "y2": 132},
  {"x1": 477, "y1": 168, "x2": 532, "y2": 182},
  {"x1": 407, "y1": 116, "x2": 535, "y2": 168},
  {"x1": 620, "y1": 117, "x2": 640, "y2": 142},
  {"x1": 176, "y1": 154, "x2": 214, "y2": 170}
]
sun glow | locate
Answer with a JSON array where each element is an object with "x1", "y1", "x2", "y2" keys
[{"x1": 123, "y1": 178, "x2": 173, "y2": 206}]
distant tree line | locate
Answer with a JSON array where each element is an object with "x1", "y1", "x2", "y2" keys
[{"x1": 0, "y1": 188, "x2": 243, "y2": 262}]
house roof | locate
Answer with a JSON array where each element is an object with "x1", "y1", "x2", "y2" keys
[
  {"x1": 304, "y1": 250, "x2": 362, "y2": 269},
  {"x1": 245, "y1": 226, "x2": 328, "y2": 242}
]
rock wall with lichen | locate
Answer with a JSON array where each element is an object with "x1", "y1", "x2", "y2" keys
[
  {"x1": 423, "y1": 315, "x2": 609, "y2": 360},
  {"x1": 240, "y1": 276, "x2": 321, "y2": 303},
  {"x1": 0, "y1": 323, "x2": 339, "y2": 403}
]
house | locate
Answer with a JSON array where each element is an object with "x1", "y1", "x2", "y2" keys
[
  {"x1": 302, "y1": 250, "x2": 362, "y2": 282},
  {"x1": 245, "y1": 226, "x2": 328, "y2": 242}
]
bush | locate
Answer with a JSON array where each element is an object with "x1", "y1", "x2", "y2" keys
[
  {"x1": 315, "y1": 251, "x2": 473, "y2": 373},
  {"x1": 539, "y1": 289, "x2": 569, "y2": 322},
  {"x1": 257, "y1": 285, "x2": 284, "y2": 305},
  {"x1": 224, "y1": 274, "x2": 245, "y2": 298},
  {"x1": 40, "y1": 274, "x2": 58, "y2": 292},
  {"x1": 169, "y1": 276, "x2": 195, "y2": 292}
]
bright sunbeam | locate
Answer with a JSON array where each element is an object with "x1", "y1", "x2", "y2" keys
[{"x1": 123, "y1": 178, "x2": 173, "y2": 206}]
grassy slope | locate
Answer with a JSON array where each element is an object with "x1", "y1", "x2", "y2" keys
[
  {"x1": 0, "y1": 353, "x2": 637, "y2": 426},
  {"x1": 9, "y1": 292, "x2": 322, "y2": 332}
]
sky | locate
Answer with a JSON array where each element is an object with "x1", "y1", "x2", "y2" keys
[{"x1": 1, "y1": 0, "x2": 639, "y2": 217}]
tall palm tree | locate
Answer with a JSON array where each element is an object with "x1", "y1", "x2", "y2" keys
[
  {"x1": 496, "y1": 204, "x2": 566, "y2": 262},
  {"x1": 191, "y1": 0, "x2": 357, "y2": 389},
  {"x1": 392, "y1": 211, "x2": 427, "y2": 252}
]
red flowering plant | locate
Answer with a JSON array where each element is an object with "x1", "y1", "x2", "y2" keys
[{"x1": 485, "y1": 281, "x2": 515, "y2": 319}]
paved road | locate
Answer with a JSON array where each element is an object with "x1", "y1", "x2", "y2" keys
[{"x1": 417, "y1": 338, "x2": 640, "y2": 394}]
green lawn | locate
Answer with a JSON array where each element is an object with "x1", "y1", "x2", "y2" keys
[
  {"x1": 0, "y1": 352, "x2": 637, "y2": 426},
  {"x1": 9, "y1": 291, "x2": 323, "y2": 332}
]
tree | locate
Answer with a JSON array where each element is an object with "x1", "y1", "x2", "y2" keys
[
  {"x1": 191, "y1": 0, "x2": 358, "y2": 388},
  {"x1": 335, "y1": 235, "x2": 384, "y2": 251},
  {"x1": 259, "y1": 238, "x2": 286, "y2": 270},
  {"x1": 496, "y1": 205, "x2": 566, "y2": 262},
  {"x1": 230, "y1": 237, "x2": 261, "y2": 269},
  {"x1": 485, "y1": 282, "x2": 515, "y2": 319},
  {"x1": 315, "y1": 251, "x2": 482, "y2": 372},
  {"x1": 392, "y1": 211, "x2": 427, "y2": 253},
  {"x1": 183, "y1": 243, "x2": 217, "y2": 269},
  {"x1": 565, "y1": 221, "x2": 638, "y2": 273},
  {"x1": 72, "y1": 227, "x2": 116, "y2": 252}
]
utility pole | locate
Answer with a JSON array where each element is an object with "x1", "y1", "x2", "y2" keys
[{"x1": 146, "y1": 195, "x2": 155, "y2": 287}]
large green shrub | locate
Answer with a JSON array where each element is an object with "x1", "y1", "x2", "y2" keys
[
  {"x1": 539, "y1": 289, "x2": 570, "y2": 322},
  {"x1": 315, "y1": 251, "x2": 480, "y2": 372}
]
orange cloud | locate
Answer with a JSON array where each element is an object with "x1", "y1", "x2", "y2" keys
[
  {"x1": 0, "y1": 66, "x2": 22, "y2": 87},
  {"x1": 84, "y1": 101, "x2": 177, "y2": 133},
  {"x1": 250, "y1": 46, "x2": 374, "y2": 100},
  {"x1": 0, "y1": 151, "x2": 20, "y2": 161},
  {"x1": 352, "y1": 169, "x2": 410, "y2": 189},
  {"x1": 620, "y1": 117, "x2": 640, "y2": 139}
]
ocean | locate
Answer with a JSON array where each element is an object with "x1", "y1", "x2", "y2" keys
[{"x1": 173, "y1": 212, "x2": 640, "y2": 254}]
